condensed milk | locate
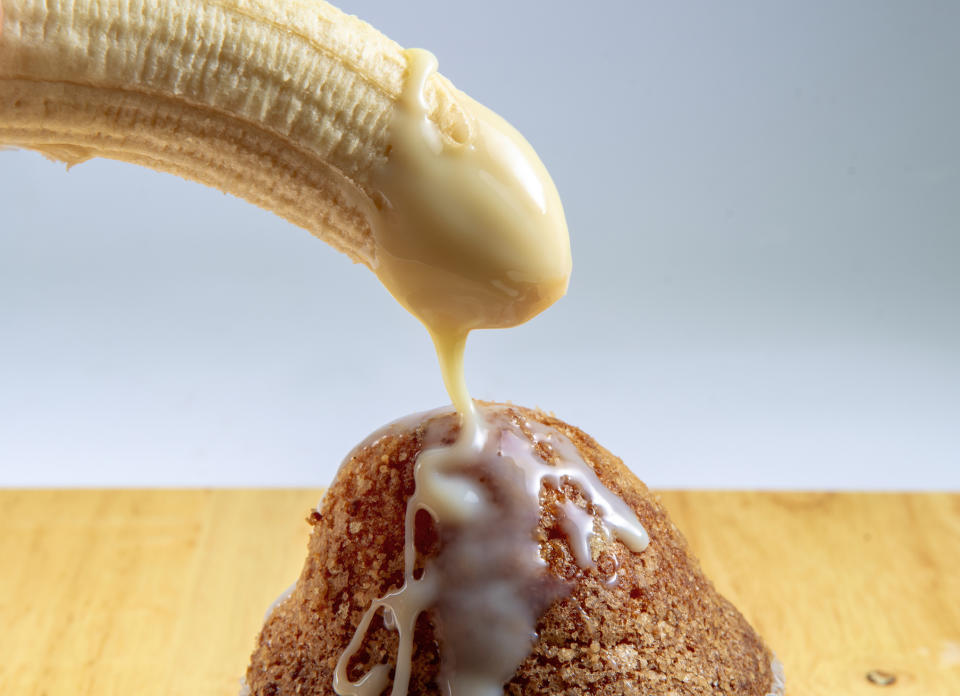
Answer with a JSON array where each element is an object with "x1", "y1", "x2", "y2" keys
[
  {"x1": 367, "y1": 48, "x2": 571, "y2": 418},
  {"x1": 331, "y1": 49, "x2": 648, "y2": 696}
]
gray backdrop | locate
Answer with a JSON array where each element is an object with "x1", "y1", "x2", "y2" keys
[{"x1": 1, "y1": 1, "x2": 958, "y2": 487}]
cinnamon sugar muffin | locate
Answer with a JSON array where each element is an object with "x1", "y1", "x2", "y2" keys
[{"x1": 245, "y1": 404, "x2": 782, "y2": 695}]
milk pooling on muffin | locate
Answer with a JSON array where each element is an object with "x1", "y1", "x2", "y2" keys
[{"x1": 333, "y1": 406, "x2": 649, "y2": 696}]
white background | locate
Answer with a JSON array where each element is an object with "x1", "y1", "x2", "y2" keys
[{"x1": 1, "y1": 1, "x2": 958, "y2": 488}]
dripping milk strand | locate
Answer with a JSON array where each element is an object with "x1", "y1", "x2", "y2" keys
[
  {"x1": 366, "y1": 48, "x2": 570, "y2": 418},
  {"x1": 332, "y1": 50, "x2": 647, "y2": 696}
]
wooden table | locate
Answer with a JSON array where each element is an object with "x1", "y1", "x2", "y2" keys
[{"x1": 1, "y1": 491, "x2": 957, "y2": 695}]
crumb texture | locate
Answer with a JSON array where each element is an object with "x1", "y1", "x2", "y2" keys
[{"x1": 246, "y1": 404, "x2": 775, "y2": 695}]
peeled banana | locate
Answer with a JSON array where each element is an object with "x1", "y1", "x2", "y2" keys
[{"x1": 0, "y1": 0, "x2": 473, "y2": 268}]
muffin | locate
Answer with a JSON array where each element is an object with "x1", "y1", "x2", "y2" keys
[{"x1": 244, "y1": 403, "x2": 782, "y2": 695}]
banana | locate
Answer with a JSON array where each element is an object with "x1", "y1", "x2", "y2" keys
[
  {"x1": 0, "y1": 0, "x2": 472, "y2": 268},
  {"x1": 0, "y1": 0, "x2": 571, "y2": 417}
]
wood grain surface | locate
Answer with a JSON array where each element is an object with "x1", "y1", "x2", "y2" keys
[{"x1": 1, "y1": 490, "x2": 957, "y2": 695}]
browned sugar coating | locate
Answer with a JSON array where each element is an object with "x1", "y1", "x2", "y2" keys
[{"x1": 246, "y1": 404, "x2": 775, "y2": 695}]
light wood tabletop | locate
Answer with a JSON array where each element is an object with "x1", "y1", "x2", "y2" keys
[{"x1": 1, "y1": 490, "x2": 957, "y2": 695}]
